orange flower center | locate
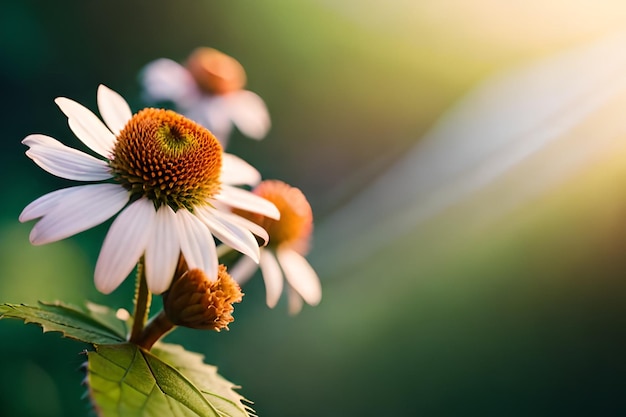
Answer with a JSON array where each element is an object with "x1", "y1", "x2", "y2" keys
[
  {"x1": 235, "y1": 180, "x2": 313, "y2": 253},
  {"x1": 109, "y1": 108, "x2": 222, "y2": 211},
  {"x1": 186, "y1": 47, "x2": 247, "y2": 95}
]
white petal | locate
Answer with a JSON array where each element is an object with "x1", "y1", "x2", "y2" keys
[
  {"x1": 95, "y1": 199, "x2": 155, "y2": 294},
  {"x1": 140, "y1": 58, "x2": 200, "y2": 104},
  {"x1": 221, "y1": 153, "x2": 261, "y2": 186},
  {"x1": 211, "y1": 209, "x2": 269, "y2": 245},
  {"x1": 228, "y1": 255, "x2": 259, "y2": 286},
  {"x1": 177, "y1": 209, "x2": 218, "y2": 280},
  {"x1": 196, "y1": 206, "x2": 260, "y2": 263},
  {"x1": 187, "y1": 96, "x2": 234, "y2": 144},
  {"x1": 20, "y1": 184, "x2": 110, "y2": 222},
  {"x1": 23, "y1": 134, "x2": 111, "y2": 181},
  {"x1": 20, "y1": 187, "x2": 70, "y2": 223},
  {"x1": 55, "y1": 96, "x2": 116, "y2": 158},
  {"x1": 214, "y1": 184, "x2": 280, "y2": 220},
  {"x1": 144, "y1": 205, "x2": 180, "y2": 294},
  {"x1": 97, "y1": 84, "x2": 133, "y2": 136},
  {"x1": 260, "y1": 250, "x2": 284, "y2": 308},
  {"x1": 276, "y1": 247, "x2": 321, "y2": 306},
  {"x1": 225, "y1": 90, "x2": 271, "y2": 140},
  {"x1": 287, "y1": 284, "x2": 304, "y2": 315},
  {"x1": 24, "y1": 184, "x2": 129, "y2": 245}
]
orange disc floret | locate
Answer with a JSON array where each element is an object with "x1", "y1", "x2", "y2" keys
[
  {"x1": 162, "y1": 265, "x2": 243, "y2": 331},
  {"x1": 186, "y1": 47, "x2": 247, "y2": 95},
  {"x1": 235, "y1": 180, "x2": 313, "y2": 254},
  {"x1": 109, "y1": 108, "x2": 223, "y2": 211}
]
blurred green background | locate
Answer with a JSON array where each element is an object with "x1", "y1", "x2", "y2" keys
[{"x1": 3, "y1": 0, "x2": 626, "y2": 416}]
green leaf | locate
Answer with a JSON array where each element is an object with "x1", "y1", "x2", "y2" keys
[
  {"x1": 87, "y1": 343, "x2": 254, "y2": 417},
  {"x1": 84, "y1": 301, "x2": 131, "y2": 339},
  {"x1": 0, "y1": 301, "x2": 126, "y2": 344},
  {"x1": 151, "y1": 343, "x2": 254, "y2": 417}
]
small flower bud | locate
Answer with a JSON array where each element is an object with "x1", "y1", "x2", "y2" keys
[
  {"x1": 162, "y1": 266, "x2": 243, "y2": 331},
  {"x1": 186, "y1": 47, "x2": 247, "y2": 95}
]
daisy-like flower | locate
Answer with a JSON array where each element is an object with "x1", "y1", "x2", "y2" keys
[
  {"x1": 140, "y1": 47, "x2": 270, "y2": 146},
  {"x1": 19, "y1": 85, "x2": 279, "y2": 295},
  {"x1": 230, "y1": 180, "x2": 321, "y2": 314}
]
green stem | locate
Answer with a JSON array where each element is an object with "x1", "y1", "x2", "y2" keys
[
  {"x1": 133, "y1": 310, "x2": 176, "y2": 350},
  {"x1": 129, "y1": 258, "x2": 152, "y2": 343}
]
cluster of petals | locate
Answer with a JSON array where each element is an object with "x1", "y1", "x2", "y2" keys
[
  {"x1": 20, "y1": 85, "x2": 279, "y2": 295},
  {"x1": 231, "y1": 247, "x2": 322, "y2": 315},
  {"x1": 140, "y1": 50, "x2": 270, "y2": 146}
]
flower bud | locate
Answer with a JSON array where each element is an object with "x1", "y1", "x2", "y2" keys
[{"x1": 162, "y1": 265, "x2": 243, "y2": 331}]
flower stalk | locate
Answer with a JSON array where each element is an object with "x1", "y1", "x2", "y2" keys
[
  {"x1": 132, "y1": 310, "x2": 176, "y2": 350},
  {"x1": 129, "y1": 258, "x2": 152, "y2": 343}
]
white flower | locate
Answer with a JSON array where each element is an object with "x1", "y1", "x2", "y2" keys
[
  {"x1": 20, "y1": 85, "x2": 279, "y2": 295},
  {"x1": 229, "y1": 180, "x2": 321, "y2": 314},
  {"x1": 140, "y1": 47, "x2": 270, "y2": 147}
]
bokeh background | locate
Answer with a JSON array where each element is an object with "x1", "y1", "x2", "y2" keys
[{"x1": 3, "y1": 0, "x2": 626, "y2": 416}]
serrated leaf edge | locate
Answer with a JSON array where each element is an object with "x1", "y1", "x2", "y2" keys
[
  {"x1": 0, "y1": 302, "x2": 126, "y2": 344},
  {"x1": 152, "y1": 343, "x2": 256, "y2": 416},
  {"x1": 87, "y1": 343, "x2": 255, "y2": 417}
]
